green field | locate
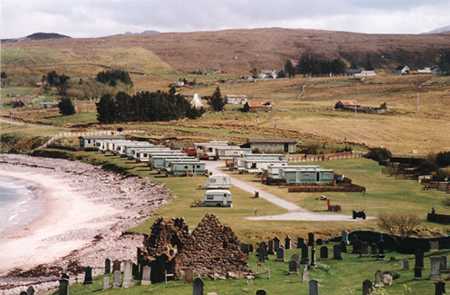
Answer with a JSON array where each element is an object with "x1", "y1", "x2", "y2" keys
[{"x1": 57, "y1": 247, "x2": 448, "y2": 295}]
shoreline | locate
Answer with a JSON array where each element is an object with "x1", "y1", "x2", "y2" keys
[{"x1": 0, "y1": 154, "x2": 170, "y2": 293}]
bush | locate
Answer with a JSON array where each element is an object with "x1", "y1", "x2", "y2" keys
[
  {"x1": 58, "y1": 97, "x2": 76, "y2": 116},
  {"x1": 96, "y1": 69, "x2": 133, "y2": 86},
  {"x1": 377, "y1": 214, "x2": 421, "y2": 237},
  {"x1": 209, "y1": 87, "x2": 225, "y2": 112},
  {"x1": 366, "y1": 147, "x2": 392, "y2": 164}
]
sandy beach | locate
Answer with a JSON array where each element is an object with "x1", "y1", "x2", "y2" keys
[{"x1": 0, "y1": 154, "x2": 170, "y2": 293}]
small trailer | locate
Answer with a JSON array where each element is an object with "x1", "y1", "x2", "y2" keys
[
  {"x1": 204, "y1": 175, "x2": 232, "y2": 189},
  {"x1": 202, "y1": 189, "x2": 232, "y2": 207}
]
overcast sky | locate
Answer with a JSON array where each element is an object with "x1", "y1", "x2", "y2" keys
[{"x1": 1, "y1": 0, "x2": 450, "y2": 38}]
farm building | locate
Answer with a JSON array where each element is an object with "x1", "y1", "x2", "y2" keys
[
  {"x1": 245, "y1": 100, "x2": 272, "y2": 112},
  {"x1": 225, "y1": 94, "x2": 248, "y2": 105},
  {"x1": 245, "y1": 138, "x2": 297, "y2": 153},
  {"x1": 280, "y1": 166, "x2": 335, "y2": 185},
  {"x1": 334, "y1": 100, "x2": 388, "y2": 114},
  {"x1": 79, "y1": 135, "x2": 125, "y2": 149}
]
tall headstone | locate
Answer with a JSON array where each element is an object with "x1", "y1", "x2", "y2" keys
[
  {"x1": 434, "y1": 281, "x2": 446, "y2": 295},
  {"x1": 320, "y1": 246, "x2": 328, "y2": 259},
  {"x1": 58, "y1": 275, "x2": 69, "y2": 295},
  {"x1": 258, "y1": 243, "x2": 268, "y2": 263},
  {"x1": 362, "y1": 280, "x2": 373, "y2": 295},
  {"x1": 297, "y1": 237, "x2": 305, "y2": 249},
  {"x1": 103, "y1": 276, "x2": 110, "y2": 290},
  {"x1": 105, "y1": 258, "x2": 111, "y2": 274},
  {"x1": 141, "y1": 265, "x2": 151, "y2": 286},
  {"x1": 401, "y1": 258, "x2": 409, "y2": 270},
  {"x1": 83, "y1": 266, "x2": 93, "y2": 285},
  {"x1": 308, "y1": 233, "x2": 315, "y2": 247},
  {"x1": 273, "y1": 237, "x2": 280, "y2": 251},
  {"x1": 310, "y1": 247, "x2": 316, "y2": 266},
  {"x1": 123, "y1": 260, "x2": 133, "y2": 288},
  {"x1": 26, "y1": 286, "x2": 35, "y2": 295},
  {"x1": 113, "y1": 260, "x2": 121, "y2": 272},
  {"x1": 184, "y1": 268, "x2": 194, "y2": 284},
  {"x1": 285, "y1": 236, "x2": 291, "y2": 250},
  {"x1": 300, "y1": 244, "x2": 309, "y2": 265},
  {"x1": 414, "y1": 267, "x2": 422, "y2": 280},
  {"x1": 193, "y1": 278, "x2": 204, "y2": 295},
  {"x1": 288, "y1": 259, "x2": 298, "y2": 274},
  {"x1": 302, "y1": 265, "x2": 310, "y2": 282},
  {"x1": 268, "y1": 239, "x2": 274, "y2": 255},
  {"x1": 113, "y1": 270, "x2": 121, "y2": 288},
  {"x1": 132, "y1": 263, "x2": 139, "y2": 280},
  {"x1": 309, "y1": 279, "x2": 319, "y2": 295},
  {"x1": 430, "y1": 256, "x2": 442, "y2": 280},
  {"x1": 341, "y1": 230, "x2": 349, "y2": 244},
  {"x1": 415, "y1": 250, "x2": 424, "y2": 268},
  {"x1": 333, "y1": 244, "x2": 343, "y2": 260},
  {"x1": 276, "y1": 247, "x2": 285, "y2": 262},
  {"x1": 340, "y1": 241, "x2": 347, "y2": 253}
]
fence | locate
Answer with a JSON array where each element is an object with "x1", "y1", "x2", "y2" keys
[{"x1": 288, "y1": 152, "x2": 364, "y2": 163}]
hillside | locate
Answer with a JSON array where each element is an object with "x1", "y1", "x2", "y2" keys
[
  {"x1": 2, "y1": 28, "x2": 450, "y2": 77},
  {"x1": 427, "y1": 25, "x2": 450, "y2": 34}
]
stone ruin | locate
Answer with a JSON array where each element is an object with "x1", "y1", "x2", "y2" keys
[{"x1": 138, "y1": 214, "x2": 251, "y2": 282}]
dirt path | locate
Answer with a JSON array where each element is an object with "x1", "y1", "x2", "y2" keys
[{"x1": 204, "y1": 161, "x2": 364, "y2": 222}]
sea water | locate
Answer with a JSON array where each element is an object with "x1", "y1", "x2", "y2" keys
[{"x1": 0, "y1": 175, "x2": 42, "y2": 234}]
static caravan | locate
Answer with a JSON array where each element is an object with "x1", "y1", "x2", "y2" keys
[
  {"x1": 79, "y1": 135, "x2": 124, "y2": 149},
  {"x1": 281, "y1": 167, "x2": 335, "y2": 185},
  {"x1": 168, "y1": 161, "x2": 207, "y2": 176},
  {"x1": 126, "y1": 146, "x2": 167, "y2": 160},
  {"x1": 214, "y1": 146, "x2": 252, "y2": 160},
  {"x1": 164, "y1": 158, "x2": 201, "y2": 173},
  {"x1": 263, "y1": 165, "x2": 320, "y2": 184},
  {"x1": 241, "y1": 158, "x2": 288, "y2": 174},
  {"x1": 234, "y1": 154, "x2": 286, "y2": 172},
  {"x1": 133, "y1": 148, "x2": 173, "y2": 162},
  {"x1": 112, "y1": 140, "x2": 135, "y2": 154},
  {"x1": 150, "y1": 155, "x2": 194, "y2": 170},
  {"x1": 194, "y1": 141, "x2": 229, "y2": 160},
  {"x1": 202, "y1": 190, "x2": 232, "y2": 207},
  {"x1": 122, "y1": 142, "x2": 153, "y2": 157},
  {"x1": 204, "y1": 175, "x2": 231, "y2": 189}
]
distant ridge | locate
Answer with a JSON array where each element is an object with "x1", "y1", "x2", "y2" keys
[{"x1": 426, "y1": 25, "x2": 450, "y2": 34}]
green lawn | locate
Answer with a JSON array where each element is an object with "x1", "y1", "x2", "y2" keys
[{"x1": 59, "y1": 247, "x2": 448, "y2": 295}]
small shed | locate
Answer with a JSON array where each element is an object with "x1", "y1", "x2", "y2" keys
[{"x1": 245, "y1": 138, "x2": 297, "y2": 154}]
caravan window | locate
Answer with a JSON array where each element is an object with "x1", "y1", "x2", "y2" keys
[
  {"x1": 208, "y1": 148, "x2": 213, "y2": 152},
  {"x1": 207, "y1": 195, "x2": 214, "y2": 200},
  {"x1": 196, "y1": 165, "x2": 201, "y2": 168},
  {"x1": 184, "y1": 166, "x2": 188, "y2": 169},
  {"x1": 143, "y1": 153, "x2": 147, "y2": 157}
]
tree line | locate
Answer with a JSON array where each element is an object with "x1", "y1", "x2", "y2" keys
[
  {"x1": 96, "y1": 90, "x2": 204, "y2": 123},
  {"x1": 280, "y1": 54, "x2": 349, "y2": 78},
  {"x1": 96, "y1": 69, "x2": 133, "y2": 87}
]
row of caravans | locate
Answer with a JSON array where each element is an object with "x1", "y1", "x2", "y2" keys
[
  {"x1": 262, "y1": 165, "x2": 335, "y2": 185},
  {"x1": 194, "y1": 141, "x2": 252, "y2": 160}
]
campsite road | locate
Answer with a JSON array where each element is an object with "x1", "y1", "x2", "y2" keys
[{"x1": 204, "y1": 161, "x2": 364, "y2": 222}]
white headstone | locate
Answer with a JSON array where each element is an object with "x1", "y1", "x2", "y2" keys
[
  {"x1": 141, "y1": 265, "x2": 151, "y2": 286},
  {"x1": 113, "y1": 270, "x2": 121, "y2": 288},
  {"x1": 123, "y1": 261, "x2": 133, "y2": 288},
  {"x1": 103, "y1": 276, "x2": 110, "y2": 290}
]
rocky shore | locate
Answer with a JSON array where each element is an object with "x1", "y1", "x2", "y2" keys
[{"x1": 0, "y1": 154, "x2": 171, "y2": 294}]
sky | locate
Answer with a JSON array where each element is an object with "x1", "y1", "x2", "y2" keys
[{"x1": 1, "y1": 0, "x2": 450, "y2": 38}]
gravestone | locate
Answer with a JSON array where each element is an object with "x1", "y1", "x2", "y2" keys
[
  {"x1": 308, "y1": 233, "x2": 315, "y2": 247},
  {"x1": 297, "y1": 237, "x2": 305, "y2": 249},
  {"x1": 58, "y1": 276, "x2": 69, "y2": 295},
  {"x1": 141, "y1": 265, "x2": 151, "y2": 286},
  {"x1": 268, "y1": 239, "x2": 274, "y2": 255},
  {"x1": 341, "y1": 230, "x2": 349, "y2": 244},
  {"x1": 434, "y1": 281, "x2": 446, "y2": 295},
  {"x1": 276, "y1": 247, "x2": 285, "y2": 262},
  {"x1": 184, "y1": 268, "x2": 194, "y2": 283},
  {"x1": 132, "y1": 263, "x2": 139, "y2": 280},
  {"x1": 302, "y1": 266, "x2": 310, "y2": 282},
  {"x1": 309, "y1": 279, "x2": 319, "y2": 295},
  {"x1": 105, "y1": 258, "x2": 111, "y2": 274},
  {"x1": 320, "y1": 246, "x2": 328, "y2": 259},
  {"x1": 273, "y1": 237, "x2": 280, "y2": 251},
  {"x1": 288, "y1": 259, "x2": 298, "y2": 274},
  {"x1": 430, "y1": 256, "x2": 442, "y2": 280},
  {"x1": 401, "y1": 258, "x2": 409, "y2": 270},
  {"x1": 26, "y1": 286, "x2": 35, "y2": 295},
  {"x1": 340, "y1": 241, "x2": 347, "y2": 253},
  {"x1": 123, "y1": 260, "x2": 133, "y2": 288},
  {"x1": 258, "y1": 243, "x2": 268, "y2": 263},
  {"x1": 193, "y1": 278, "x2": 204, "y2": 295},
  {"x1": 113, "y1": 260, "x2": 121, "y2": 272},
  {"x1": 310, "y1": 247, "x2": 316, "y2": 266},
  {"x1": 291, "y1": 254, "x2": 300, "y2": 264},
  {"x1": 362, "y1": 280, "x2": 373, "y2": 295},
  {"x1": 103, "y1": 276, "x2": 110, "y2": 290},
  {"x1": 285, "y1": 236, "x2": 291, "y2": 250},
  {"x1": 414, "y1": 267, "x2": 422, "y2": 279},
  {"x1": 300, "y1": 244, "x2": 309, "y2": 265},
  {"x1": 316, "y1": 239, "x2": 323, "y2": 246},
  {"x1": 415, "y1": 250, "x2": 424, "y2": 268},
  {"x1": 374, "y1": 270, "x2": 383, "y2": 287},
  {"x1": 113, "y1": 270, "x2": 122, "y2": 288},
  {"x1": 430, "y1": 240, "x2": 439, "y2": 251},
  {"x1": 256, "y1": 290, "x2": 267, "y2": 295},
  {"x1": 333, "y1": 245, "x2": 343, "y2": 260},
  {"x1": 83, "y1": 266, "x2": 93, "y2": 284}
]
